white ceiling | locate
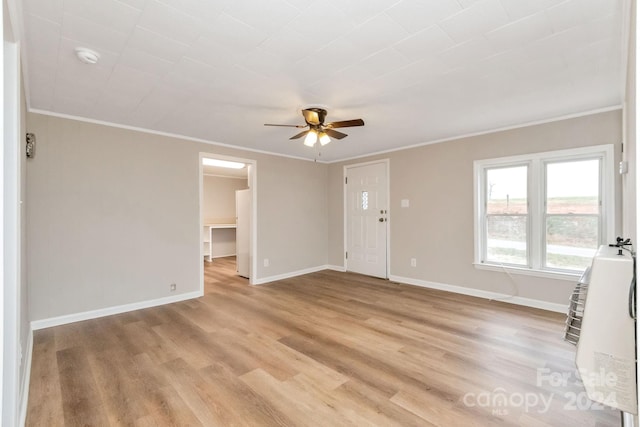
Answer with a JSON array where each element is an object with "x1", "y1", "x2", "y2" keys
[{"x1": 20, "y1": 0, "x2": 625, "y2": 162}]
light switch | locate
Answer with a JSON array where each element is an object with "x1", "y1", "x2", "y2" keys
[{"x1": 401, "y1": 199, "x2": 409, "y2": 208}]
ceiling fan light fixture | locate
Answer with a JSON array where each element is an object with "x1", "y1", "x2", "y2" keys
[
  {"x1": 319, "y1": 132, "x2": 331, "y2": 146},
  {"x1": 304, "y1": 130, "x2": 318, "y2": 147}
]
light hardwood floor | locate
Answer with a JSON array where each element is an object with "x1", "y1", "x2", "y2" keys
[{"x1": 26, "y1": 257, "x2": 620, "y2": 426}]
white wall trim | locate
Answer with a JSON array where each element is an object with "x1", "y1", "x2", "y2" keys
[
  {"x1": 29, "y1": 108, "x2": 317, "y2": 163},
  {"x1": 31, "y1": 290, "x2": 203, "y2": 330},
  {"x1": 18, "y1": 327, "x2": 32, "y2": 427},
  {"x1": 199, "y1": 152, "x2": 257, "y2": 287},
  {"x1": 29, "y1": 106, "x2": 622, "y2": 166},
  {"x1": 388, "y1": 274, "x2": 567, "y2": 313},
  {"x1": 326, "y1": 264, "x2": 346, "y2": 272},
  {"x1": 330, "y1": 106, "x2": 623, "y2": 164},
  {"x1": 252, "y1": 265, "x2": 329, "y2": 285},
  {"x1": 208, "y1": 253, "x2": 237, "y2": 259}
]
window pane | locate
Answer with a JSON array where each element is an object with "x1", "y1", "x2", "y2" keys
[
  {"x1": 547, "y1": 159, "x2": 599, "y2": 214},
  {"x1": 487, "y1": 166, "x2": 527, "y2": 214},
  {"x1": 546, "y1": 215, "x2": 598, "y2": 270},
  {"x1": 486, "y1": 215, "x2": 527, "y2": 265}
]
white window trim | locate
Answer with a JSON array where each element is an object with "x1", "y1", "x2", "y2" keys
[{"x1": 473, "y1": 144, "x2": 615, "y2": 280}]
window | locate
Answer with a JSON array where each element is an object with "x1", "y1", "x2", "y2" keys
[{"x1": 474, "y1": 145, "x2": 614, "y2": 278}]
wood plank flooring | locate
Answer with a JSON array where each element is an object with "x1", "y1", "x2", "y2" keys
[{"x1": 26, "y1": 257, "x2": 620, "y2": 426}]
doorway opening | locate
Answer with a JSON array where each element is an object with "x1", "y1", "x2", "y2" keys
[{"x1": 199, "y1": 153, "x2": 257, "y2": 293}]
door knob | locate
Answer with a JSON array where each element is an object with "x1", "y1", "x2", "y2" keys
[{"x1": 379, "y1": 218, "x2": 384, "y2": 222}]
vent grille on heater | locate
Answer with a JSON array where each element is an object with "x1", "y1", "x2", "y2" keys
[{"x1": 564, "y1": 267, "x2": 591, "y2": 345}]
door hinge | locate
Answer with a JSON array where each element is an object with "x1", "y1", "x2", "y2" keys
[
  {"x1": 345, "y1": 251, "x2": 348, "y2": 259},
  {"x1": 345, "y1": 177, "x2": 348, "y2": 184}
]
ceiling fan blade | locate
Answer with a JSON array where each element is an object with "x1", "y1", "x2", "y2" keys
[
  {"x1": 290, "y1": 130, "x2": 309, "y2": 140},
  {"x1": 302, "y1": 109, "x2": 321, "y2": 125},
  {"x1": 326, "y1": 119, "x2": 364, "y2": 129},
  {"x1": 325, "y1": 129, "x2": 348, "y2": 139},
  {"x1": 264, "y1": 123, "x2": 307, "y2": 128}
]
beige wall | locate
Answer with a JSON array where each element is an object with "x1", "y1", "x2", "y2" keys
[
  {"x1": 329, "y1": 110, "x2": 623, "y2": 305},
  {"x1": 27, "y1": 113, "x2": 329, "y2": 320},
  {"x1": 623, "y1": 0, "x2": 636, "y2": 244},
  {"x1": 203, "y1": 175, "x2": 247, "y2": 257},
  {"x1": 202, "y1": 175, "x2": 247, "y2": 222}
]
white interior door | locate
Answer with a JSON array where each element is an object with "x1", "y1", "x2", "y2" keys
[
  {"x1": 346, "y1": 161, "x2": 388, "y2": 278},
  {"x1": 236, "y1": 189, "x2": 250, "y2": 278}
]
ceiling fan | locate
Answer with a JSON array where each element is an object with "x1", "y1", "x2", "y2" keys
[{"x1": 264, "y1": 108, "x2": 364, "y2": 147}]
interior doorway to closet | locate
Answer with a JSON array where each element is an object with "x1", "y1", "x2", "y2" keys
[{"x1": 199, "y1": 153, "x2": 256, "y2": 290}]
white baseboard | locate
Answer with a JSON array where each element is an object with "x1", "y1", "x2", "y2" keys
[
  {"x1": 208, "y1": 253, "x2": 236, "y2": 260},
  {"x1": 31, "y1": 290, "x2": 203, "y2": 330},
  {"x1": 326, "y1": 264, "x2": 347, "y2": 272},
  {"x1": 19, "y1": 327, "x2": 33, "y2": 427},
  {"x1": 388, "y1": 275, "x2": 567, "y2": 313},
  {"x1": 253, "y1": 265, "x2": 331, "y2": 285}
]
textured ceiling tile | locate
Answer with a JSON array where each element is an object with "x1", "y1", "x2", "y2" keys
[
  {"x1": 130, "y1": 84, "x2": 192, "y2": 126},
  {"x1": 27, "y1": 58, "x2": 57, "y2": 109},
  {"x1": 485, "y1": 11, "x2": 554, "y2": 51},
  {"x1": 523, "y1": 25, "x2": 591, "y2": 62},
  {"x1": 238, "y1": 48, "x2": 288, "y2": 78},
  {"x1": 223, "y1": 0, "x2": 300, "y2": 34},
  {"x1": 260, "y1": 28, "x2": 315, "y2": 62},
  {"x1": 585, "y1": 12, "x2": 623, "y2": 41},
  {"x1": 472, "y1": 49, "x2": 530, "y2": 77},
  {"x1": 347, "y1": 14, "x2": 410, "y2": 57},
  {"x1": 368, "y1": 57, "x2": 451, "y2": 93},
  {"x1": 137, "y1": 1, "x2": 205, "y2": 45},
  {"x1": 357, "y1": 48, "x2": 411, "y2": 79},
  {"x1": 128, "y1": 26, "x2": 190, "y2": 63},
  {"x1": 545, "y1": 0, "x2": 584, "y2": 33},
  {"x1": 156, "y1": 0, "x2": 227, "y2": 20},
  {"x1": 282, "y1": 0, "x2": 312, "y2": 11},
  {"x1": 24, "y1": 0, "x2": 63, "y2": 24},
  {"x1": 458, "y1": 0, "x2": 483, "y2": 7},
  {"x1": 499, "y1": 0, "x2": 565, "y2": 21},
  {"x1": 288, "y1": 3, "x2": 353, "y2": 44},
  {"x1": 169, "y1": 57, "x2": 219, "y2": 87},
  {"x1": 393, "y1": 25, "x2": 455, "y2": 62},
  {"x1": 203, "y1": 13, "x2": 267, "y2": 52},
  {"x1": 437, "y1": 36, "x2": 497, "y2": 68},
  {"x1": 116, "y1": 0, "x2": 147, "y2": 11},
  {"x1": 20, "y1": 0, "x2": 624, "y2": 161},
  {"x1": 326, "y1": 0, "x2": 395, "y2": 25},
  {"x1": 118, "y1": 47, "x2": 175, "y2": 78},
  {"x1": 104, "y1": 65, "x2": 161, "y2": 101},
  {"x1": 565, "y1": 37, "x2": 620, "y2": 70},
  {"x1": 386, "y1": 0, "x2": 462, "y2": 34},
  {"x1": 439, "y1": 0, "x2": 510, "y2": 43},
  {"x1": 186, "y1": 35, "x2": 248, "y2": 68},
  {"x1": 61, "y1": 13, "x2": 129, "y2": 54},
  {"x1": 63, "y1": 0, "x2": 142, "y2": 35},
  {"x1": 24, "y1": 14, "x2": 61, "y2": 65}
]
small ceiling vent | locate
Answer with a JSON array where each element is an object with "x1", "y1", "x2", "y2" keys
[{"x1": 74, "y1": 47, "x2": 100, "y2": 65}]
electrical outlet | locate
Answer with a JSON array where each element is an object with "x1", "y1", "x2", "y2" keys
[
  {"x1": 410, "y1": 258, "x2": 416, "y2": 267},
  {"x1": 263, "y1": 258, "x2": 270, "y2": 267},
  {"x1": 170, "y1": 283, "x2": 176, "y2": 291}
]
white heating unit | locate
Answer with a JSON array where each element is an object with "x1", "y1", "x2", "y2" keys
[{"x1": 575, "y1": 244, "x2": 637, "y2": 421}]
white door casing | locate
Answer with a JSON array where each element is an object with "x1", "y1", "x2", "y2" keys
[
  {"x1": 236, "y1": 188, "x2": 250, "y2": 278},
  {"x1": 345, "y1": 161, "x2": 389, "y2": 278}
]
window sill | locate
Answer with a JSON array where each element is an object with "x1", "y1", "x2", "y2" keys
[{"x1": 473, "y1": 262, "x2": 582, "y2": 282}]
